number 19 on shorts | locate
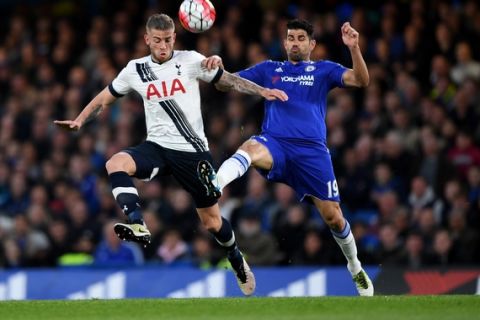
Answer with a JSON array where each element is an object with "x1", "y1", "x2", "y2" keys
[{"x1": 327, "y1": 180, "x2": 339, "y2": 198}]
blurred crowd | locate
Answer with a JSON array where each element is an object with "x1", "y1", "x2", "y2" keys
[{"x1": 0, "y1": 0, "x2": 479, "y2": 270}]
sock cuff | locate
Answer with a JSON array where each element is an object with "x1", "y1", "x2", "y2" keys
[
  {"x1": 109, "y1": 171, "x2": 131, "y2": 180},
  {"x1": 213, "y1": 217, "x2": 236, "y2": 247},
  {"x1": 331, "y1": 219, "x2": 351, "y2": 239},
  {"x1": 235, "y1": 150, "x2": 251, "y2": 166},
  {"x1": 215, "y1": 231, "x2": 236, "y2": 247},
  {"x1": 109, "y1": 171, "x2": 134, "y2": 187}
]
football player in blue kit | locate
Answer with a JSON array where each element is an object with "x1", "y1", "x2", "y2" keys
[{"x1": 198, "y1": 19, "x2": 374, "y2": 296}]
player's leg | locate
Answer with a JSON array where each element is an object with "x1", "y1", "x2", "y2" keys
[
  {"x1": 197, "y1": 137, "x2": 273, "y2": 196},
  {"x1": 312, "y1": 197, "x2": 373, "y2": 296},
  {"x1": 106, "y1": 142, "x2": 167, "y2": 245},
  {"x1": 106, "y1": 152, "x2": 142, "y2": 222},
  {"x1": 287, "y1": 142, "x2": 373, "y2": 296},
  {"x1": 197, "y1": 205, "x2": 255, "y2": 296},
  {"x1": 172, "y1": 148, "x2": 255, "y2": 295}
]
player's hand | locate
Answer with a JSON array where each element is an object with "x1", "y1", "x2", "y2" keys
[
  {"x1": 202, "y1": 55, "x2": 224, "y2": 71},
  {"x1": 261, "y1": 88, "x2": 288, "y2": 101},
  {"x1": 53, "y1": 120, "x2": 82, "y2": 131},
  {"x1": 341, "y1": 22, "x2": 359, "y2": 49}
]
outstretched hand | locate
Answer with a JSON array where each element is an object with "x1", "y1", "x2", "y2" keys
[
  {"x1": 53, "y1": 120, "x2": 82, "y2": 131},
  {"x1": 261, "y1": 88, "x2": 288, "y2": 101},
  {"x1": 341, "y1": 22, "x2": 360, "y2": 49},
  {"x1": 202, "y1": 55, "x2": 224, "y2": 71}
]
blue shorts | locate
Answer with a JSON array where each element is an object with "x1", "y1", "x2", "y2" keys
[{"x1": 252, "y1": 134, "x2": 340, "y2": 203}]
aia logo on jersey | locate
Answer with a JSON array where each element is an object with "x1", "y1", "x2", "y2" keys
[{"x1": 146, "y1": 79, "x2": 186, "y2": 100}]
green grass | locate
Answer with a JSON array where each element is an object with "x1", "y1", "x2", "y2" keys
[{"x1": 0, "y1": 296, "x2": 478, "y2": 320}]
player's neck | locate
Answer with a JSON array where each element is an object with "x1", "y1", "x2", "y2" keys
[{"x1": 288, "y1": 59, "x2": 311, "y2": 65}]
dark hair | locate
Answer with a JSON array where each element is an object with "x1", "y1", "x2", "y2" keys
[
  {"x1": 146, "y1": 13, "x2": 175, "y2": 31},
  {"x1": 287, "y1": 19, "x2": 314, "y2": 38}
]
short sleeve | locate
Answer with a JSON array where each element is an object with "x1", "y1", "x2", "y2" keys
[
  {"x1": 238, "y1": 61, "x2": 270, "y2": 85},
  {"x1": 109, "y1": 63, "x2": 133, "y2": 97},
  {"x1": 189, "y1": 51, "x2": 223, "y2": 83},
  {"x1": 325, "y1": 60, "x2": 348, "y2": 89}
]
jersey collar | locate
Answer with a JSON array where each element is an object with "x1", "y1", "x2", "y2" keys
[
  {"x1": 285, "y1": 60, "x2": 314, "y2": 67},
  {"x1": 150, "y1": 51, "x2": 175, "y2": 65}
]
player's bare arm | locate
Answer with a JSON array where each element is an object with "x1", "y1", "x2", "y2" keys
[
  {"x1": 340, "y1": 22, "x2": 369, "y2": 88},
  {"x1": 54, "y1": 87, "x2": 117, "y2": 130},
  {"x1": 201, "y1": 56, "x2": 287, "y2": 100},
  {"x1": 217, "y1": 70, "x2": 288, "y2": 101}
]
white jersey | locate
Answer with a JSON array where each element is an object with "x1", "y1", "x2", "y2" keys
[{"x1": 109, "y1": 50, "x2": 222, "y2": 152}]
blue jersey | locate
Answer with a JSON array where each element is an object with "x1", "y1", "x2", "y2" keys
[{"x1": 238, "y1": 60, "x2": 347, "y2": 143}]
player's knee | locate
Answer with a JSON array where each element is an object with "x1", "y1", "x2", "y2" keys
[
  {"x1": 105, "y1": 154, "x2": 133, "y2": 175},
  {"x1": 239, "y1": 144, "x2": 256, "y2": 159},
  {"x1": 105, "y1": 158, "x2": 122, "y2": 173},
  {"x1": 239, "y1": 140, "x2": 265, "y2": 164}
]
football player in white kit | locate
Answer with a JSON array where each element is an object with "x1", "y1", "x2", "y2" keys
[{"x1": 54, "y1": 13, "x2": 287, "y2": 296}]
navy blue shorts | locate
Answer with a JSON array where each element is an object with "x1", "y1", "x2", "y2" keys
[
  {"x1": 123, "y1": 141, "x2": 217, "y2": 208},
  {"x1": 252, "y1": 133, "x2": 340, "y2": 203}
]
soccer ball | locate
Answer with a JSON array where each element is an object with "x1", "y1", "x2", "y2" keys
[{"x1": 178, "y1": 0, "x2": 216, "y2": 33}]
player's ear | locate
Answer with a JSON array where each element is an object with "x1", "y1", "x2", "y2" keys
[
  {"x1": 144, "y1": 33, "x2": 150, "y2": 45},
  {"x1": 309, "y1": 39, "x2": 316, "y2": 51}
]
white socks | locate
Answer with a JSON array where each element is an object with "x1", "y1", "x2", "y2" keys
[
  {"x1": 331, "y1": 220, "x2": 362, "y2": 276},
  {"x1": 217, "y1": 150, "x2": 252, "y2": 190}
]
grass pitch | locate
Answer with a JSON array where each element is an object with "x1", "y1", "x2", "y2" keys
[{"x1": 0, "y1": 296, "x2": 478, "y2": 320}]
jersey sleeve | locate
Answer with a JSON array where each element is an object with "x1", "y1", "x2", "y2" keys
[
  {"x1": 237, "y1": 61, "x2": 270, "y2": 85},
  {"x1": 189, "y1": 51, "x2": 223, "y2": 83},
  {"x1": 325, "y1": 60, "x2": 348, "y2": 89},
  {"x1": 109, "y1": 63, "x2": 133, "y2": 97}
]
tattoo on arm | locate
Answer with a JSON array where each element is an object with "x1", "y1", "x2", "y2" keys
[
  {"x1": 217, "y1": 71, "x2": 264, "y2": 96},
  {"x1": 84, "y1": 104, "x2": 104, "y2": 124}
]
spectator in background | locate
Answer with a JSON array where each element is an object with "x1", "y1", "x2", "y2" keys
[
  {"x1": 413, "y1": 207, "x2": 439, "y2": 248},
  {"x1": 235, "y1": 212, "x2": 282, "y2": 266},
  {"x1": 375, "y1": 223, "x2": 403, "y2": 265},
  {"x1": 268, "y1": 183, "x2": 297, "y2": 232},
  {"x1": 371, "y1": 162, "x2": 404, "y2": 203},
  {"x1": 450, "y1": 41, "x2": 480, "y2": 85},
  {"x1": 293, "y1": 227, "x2": 333, "y2": 266},
  {"x1": 190, "y1": 231, "x2": 220, "y2": 269},
  {"x1": 11, "y1": 214, "x2": 51, "y2": 266},
  {"x1": 46, "y1": 218, "x2": 70, "y2": 265},
  {"x1": 378, "y1": 131, "x2": 417, "y2": 185},
  {"x1": 408, "y1": 176, "x2": 442, "y2": 220},
  {"x1": 230, "y1": 171, "x2": 273, "y2": 231},
  {"x1": 399, "y1": 231, "x2": 429, "y2": 270},
  {"x1": 427, "y1": 229, "x2": 456, "y2": 266},
  {"x1": 141, "y1": 209, "x2": 164, "y2": 260},
  {"x1": 418, "y1": 127, "x2": 456, "y2": 195},
  {"x1": 447, "y1": 131, "x2": 480, "y2": 179},
  {"x1": 94, "y1": 220, "x2": 144, "y2": 266},
  {"x1": 1, "y1": 172, "x2": 30, "y2": 217},
  {"x1": 274, "y1": 204, "x2": 308, "y2": 265},
  {"x1": 156, "y1": 229, "x2": 188, "y2": 265},
  {"x1": 447, "y1": 209, "x2": 479, "y2": 265},
  {"x1": 466, "y1": 166, "x2": 480, "y2": 203}
]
